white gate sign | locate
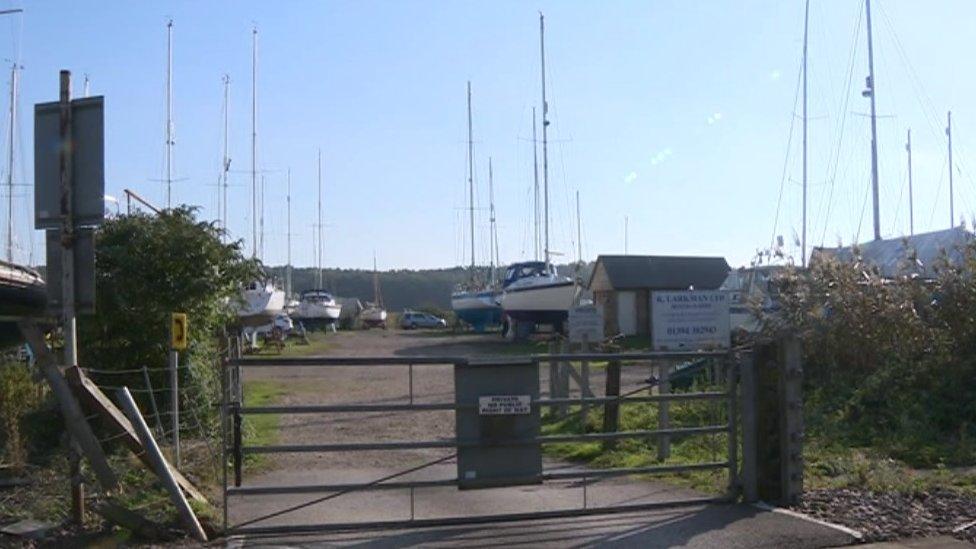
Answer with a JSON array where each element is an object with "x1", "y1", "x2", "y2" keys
[
  {"x1": 478, "y1": 395, "x2": 531, "y2": 416},
  {"x1": 568, "y1": 304, "x2": 603, "y2": 343},
  {"x1": 651, "y1": 290, "x2": 730, "y2": 351}
]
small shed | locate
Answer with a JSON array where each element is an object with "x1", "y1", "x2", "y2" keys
[{"x1": 587, "y1": 255, "x2": 731, "y2": 337}]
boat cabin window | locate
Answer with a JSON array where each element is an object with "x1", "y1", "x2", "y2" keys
[{"x1": 504, "y1": 262, "x2": 550, "y2": 287}]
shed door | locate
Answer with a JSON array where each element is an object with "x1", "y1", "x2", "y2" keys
[{"x1": 617, "y1": 291, "x2": 637, "y2": 336}]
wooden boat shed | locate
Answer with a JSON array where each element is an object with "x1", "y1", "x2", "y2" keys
[{"x1": 587, "y1": 254, "x2": 731, "y2": 337}]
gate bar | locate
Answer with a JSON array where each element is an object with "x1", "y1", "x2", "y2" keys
[
  {"x1": 242, "y1": 425, "x2": 728, "y2": 454},
  {"x1": 227, "y1": 461, "x2": 729, "y2": 496},
  {"x1": 226, "y1": 351, "x2": 730, "y2": 368},
  {"x1": 229, "y1": 495, "x2": 729, "y2": 535},
  {"x1": 239, "y1": 392, "x2": 729, "y2": 415}
]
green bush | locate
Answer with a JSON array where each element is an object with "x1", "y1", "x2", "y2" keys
[
  {"x1": 768, "y1": 243, "x2": 976, "y2": 466},
  {"x1": 77, "y1": 207, "x2": 260, "y2": 435}
]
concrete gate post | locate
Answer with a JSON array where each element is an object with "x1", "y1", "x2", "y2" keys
[{"x1": 742, "y1": 335, "x2": 804, "y2": 505}]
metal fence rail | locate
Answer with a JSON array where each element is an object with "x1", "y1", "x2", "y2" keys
[{"x1": 222, "y1": 350, "x2": 741, "y2": 534}]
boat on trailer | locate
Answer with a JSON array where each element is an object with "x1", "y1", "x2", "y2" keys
[
  {"x1": 293, "y1": 289, "x2": 341, "y2": 330},
  {"x1": 499, "y1": 261, "x2": 576, "y2": 330}
]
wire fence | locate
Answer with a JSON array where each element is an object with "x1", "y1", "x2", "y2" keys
[{"x1": 81, "y1": 357, "x2": 224, "y2": 483}]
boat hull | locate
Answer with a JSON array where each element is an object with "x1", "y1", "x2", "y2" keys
[
  {"x1": 451, "y1": 290, "x2": 501, "y2": 332},
  {"x1": 500, "y1": 280, "x2": 577, "y2": 325},
  {"x1": 294, "y1": 303, "x2": 342, "y2": 321},
  {"x1": 360, "y1": 307, "x2": 387, "y2": 328},
  {"x1": 0, "y1": 261, "x2": 46, "y2": 348},
  {"x1": 236, "y1": 286, "x2": 286, "y2": 327}
]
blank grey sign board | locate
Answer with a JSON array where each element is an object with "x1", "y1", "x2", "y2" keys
[{"x1": 34, "y1": 96, "x2": 105, "y2": 230}]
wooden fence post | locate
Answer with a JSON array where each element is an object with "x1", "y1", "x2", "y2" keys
[
  {"x1": 602, "y1": 359, "x2": 621, "y2": 450},
  {"x1": 557, "y1": 339, "x2": 570, "y2": 417},
  {"x1": 580, "y1": 335, "x2": 591, "y2": 426},
  {"x1": 657, "y1": 362, "x2": 671, "y2": 461}
]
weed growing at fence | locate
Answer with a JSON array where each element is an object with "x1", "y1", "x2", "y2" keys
[{"x1": 0, "y1": 360, "x2": 42, "y2": 468}]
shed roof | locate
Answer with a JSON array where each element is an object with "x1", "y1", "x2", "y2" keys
[
  {"x1": 587, "y1": 255, "x2": 731, "y2": 291},
  {"x1": 811, "y1": 226, "x2": 973, "y2": 279}
]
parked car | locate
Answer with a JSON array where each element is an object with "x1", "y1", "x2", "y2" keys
[{"x1": 400, "y1": 310, "x2": 448, "y2": 329}]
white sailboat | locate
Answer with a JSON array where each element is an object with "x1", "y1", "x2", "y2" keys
[
  {"x1": 360, "y1": 255, "x2": 387, "y2": 328},
  {"x1": 238, "y1": 279, "x2": 286, "y2": 327},
  {"x1": 451, "y1": 82, "x2": 502, "y2": 331},
  {"x1": 500, "y1": 13, "x2": 577, "y2": 332},
  {"x1": 236, "y1": 26, "x2": 285, "y2": 326},
  {"x1": 292, "y1": 150, "x2": 341, "y2": 329}
]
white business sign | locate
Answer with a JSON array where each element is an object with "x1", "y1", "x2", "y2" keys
[
  {"x1": 568, "y1": 304, "x2": 603, "y2": 343},
  {"x1": 651, "y1": 290, "x2": 730, "y2": 351},
  {"x1": 478, "y1": 395, "x2": 531, "y2": 416}
]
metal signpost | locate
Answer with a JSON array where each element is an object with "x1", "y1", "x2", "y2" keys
[
  {"x1": 651, "y1": 290, "x2": 731, "y2": 351},
  {"x1": 33, "y1": 70, "x2": 104, "y2": 523},
  {"x1": 170, "y1": 313, "x2": 188, "y2": 467}
]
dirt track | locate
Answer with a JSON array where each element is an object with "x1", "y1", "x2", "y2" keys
[{"x1": 243, "y1": 330, "x2": 655, "y2": 471}]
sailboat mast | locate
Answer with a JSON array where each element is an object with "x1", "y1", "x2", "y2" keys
[
  {"x1": 488, "y1": 157, "x2": 497, "y2": 285},
  {"x1": 906, "y1": 129, "x2": 914, "y2": 236},
  {"x1": 947, "y1": 111, "x2": 954, "y2": 228},
  {"x1": 5, "y1": 63, "x2": 17, "y2": 262},
  {"x1": 372, "y1": 253, "x2": 382, "y2": 308},
  {"x1": 539, "y1": 12, "x2": 551, "y2": 266},
  {"x1": 864, "y1": 0, "x2": 881, "y2": 241},
  {"x1": 165, "y1": 20, "x2": 174, "y2": 208},
  {"x1": 286, "y1": 167, "x2": 292, "y2": 296},
  {"x1": 259, "y1": 174, "x2": 265, "y2": 258},
  {"x1": 251, "y1": 27, "x2": 258, "y2": 258},
  {"x1": 317, "y1": 149, "x2": 323, "y2": 288},
  {"x1": 532, "y1": 107, "x2": 540, "y2": 261},
  {"x1": 624, "y1": 216, "x2": 629, "y2": 254},
  {"x1": 801, "y1": 0, "x2": 808, "y2": 267},
  {"x1": 466, "y1": 81, "x2": 475, "y2": 271},
  {"x1": 221, "y1": 74, "x2": 230, "y2": 235},
  {"x1": 576, "y1": 190, "x2": 581, "y2": 266}
]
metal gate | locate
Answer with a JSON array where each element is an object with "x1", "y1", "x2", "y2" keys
[{"x1": 221, "y1": 349, "x2": 741, "y2": 535}]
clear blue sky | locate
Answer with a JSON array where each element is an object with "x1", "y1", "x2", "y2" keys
[{"x1": 4, "y1": 1, "x2": 975, "y2": 270}]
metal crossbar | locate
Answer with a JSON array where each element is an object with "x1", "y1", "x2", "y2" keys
[
  {"x1": 241, "y1": 425, "x2": 729, "y2": 454},
  {"x1": 238, "y1": 391, "x2": 729, "y2": 415},
  {"x1": 227, "y1": 461, "x2": 730, "y2": 496}
]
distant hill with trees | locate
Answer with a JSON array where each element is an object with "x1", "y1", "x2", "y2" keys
[{"x1": 267, "y1": 263, "x2": 592, "y2": 312}]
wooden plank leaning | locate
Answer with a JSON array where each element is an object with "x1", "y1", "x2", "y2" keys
[
  {"x1": 117, "y1": 387, "x2": 207, "y2": 542},
  {"x1": 63, "y1": 365, "x2": 207, "y2": 504},
  {"x1": 18, "y1": 319, "x2": 119, "y2": 492}
]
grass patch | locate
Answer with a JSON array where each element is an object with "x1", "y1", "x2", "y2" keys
[
  {"x1": 804, "y1": 438, "x2": 976, "y2": 494},
  {"x1": 540, "y1": 382, "x2": 731, "y2": 494},
  {"x1": 242, "y1": 380, "x2": 286, "y2": 469}
]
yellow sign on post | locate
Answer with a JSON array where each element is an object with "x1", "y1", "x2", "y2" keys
[{"x1": 171, "y1": 313, "x2": 188, "y2": 350}]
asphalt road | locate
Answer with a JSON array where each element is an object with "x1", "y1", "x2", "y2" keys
[{"x1": 227, "y1": 330, "x2": 855, "y2": 548}]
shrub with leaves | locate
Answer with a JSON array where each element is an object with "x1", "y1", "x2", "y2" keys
[
  {"x1": 77, "y1": 207, "x2": 260, "y2": 434},
  {"x1": 766, "y1": 242, "x2": 976, "y2": 466}
]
